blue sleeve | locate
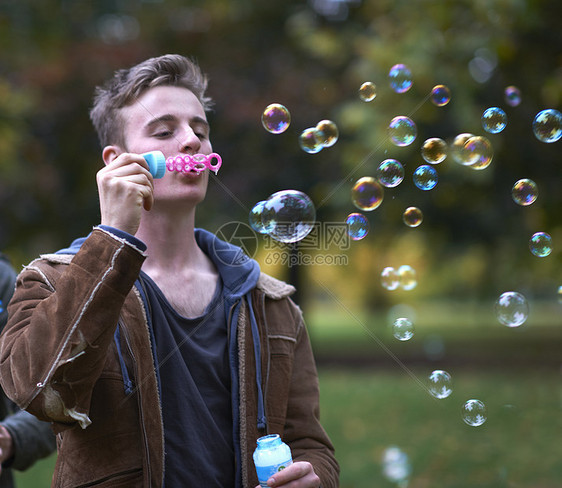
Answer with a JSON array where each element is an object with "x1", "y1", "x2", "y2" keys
[{"x1": 97, "y1": 225, "x2": 148, "y2": 253}]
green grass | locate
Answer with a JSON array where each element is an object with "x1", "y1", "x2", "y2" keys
[{"x1": 318, "y1": 368, "x2": 562, "y2": 488}]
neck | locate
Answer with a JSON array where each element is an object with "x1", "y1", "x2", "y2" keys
[{"x1": 136, "y1": 203, "x2": 205, "y2": 274}]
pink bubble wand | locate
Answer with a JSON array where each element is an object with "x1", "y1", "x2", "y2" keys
[{"x1": 142, "y1": 151, "x2": 222, "y2": 178}]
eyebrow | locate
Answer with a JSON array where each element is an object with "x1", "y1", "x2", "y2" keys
[{"x1": 145, "y1": 114, "x2": 210, "y2": 132}]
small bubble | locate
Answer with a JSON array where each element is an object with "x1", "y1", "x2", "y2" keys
[
  {"x1": 249, "y1": 200, "x2": 273, "y2": 234},
  {"x1": 413, "y1": 165, "x2": 438, "y2": 191},
  {"x1": 428, "y1": 370, "x2": 453, "y2": 399},
  {"x1": 351, "y1": 177, "x2": 384, "y2": 211},
  {"x1": 511, "y1": 179, "x2": 538, "y2": 206},
  {"x1": 299, "y1": 127, "x2": 323, "y2": 154},
  {"x1": 262, "y1": 190, "x2": 316, "y2": 243},
  {"x1": 495, "y1": 291, "x2": 529, "y2": 327},
  {"x1": 430, "y1": 84, "x2": 451, "y2": 106},
  {"x1": 403, "y1": 207, "x2": 423, "y2": 227},
  {"x1": 382, "y1": 446, "x2": 411, "y2": 484},
  {"x1": 392, "y1": 317, "x2": 414, "y2": 341},
  {"x1": 315, "y1": 119, "x2": 339, "y2": 148},
  {"x1": 388, "y1": 116, "x2": 417, "y2": 146},
  {"x1": 532, "y1": 109, "x2": 562, "y2": 143},
  {"x1": 261, "y1": 103, "x2": 291, "y2": 134},
  {"x1": 376, "y1": 159, "x2": 404, "y2": 188},
  {"x1": 389, "y1": 64, "x2": 413, "y2": 93},
  {"x1": 398, "y1": 264, "x2": 417, "y2": 290},
  {"x1": 421, "y1": 137, "x2": 447, "y2": 164},
  {"x1": 482, "y1": 107, "x2": 507, "y2": 134},
  {"x1": 464, "y1": 136, "x2": 493, "y2": 170},
  {"x1": 381, "y1": 267, "x2": 400, "y2": 291},
  {"x1": 450, "y1": 133, "x2": 475, "y2": 165},
  {"x1": 557, "y1": 285, "x2": 562, "y2": 305},
  {"x1": 462, "y1": 399, "x2": 487, "y2": 426},
  {"x1": 359, "y1": 81, "x2": 376, "y2": 102},
  {"x1": 346, "y1": 213, "x2": 369, "y2": 240},
  {"x1": 529, "y1": 232, "x2": 552, "y2": 257},
  {"x1": 504, "y1": 86, "x2": 521, "y2": 107}
]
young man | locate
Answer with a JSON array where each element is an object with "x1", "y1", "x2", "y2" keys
[
  {"x1": 0, "y1": 253, "x2": 55, "y2": 488},
  {"x1": 0, "y1": 54, "x2": 339, "y2": 487}
]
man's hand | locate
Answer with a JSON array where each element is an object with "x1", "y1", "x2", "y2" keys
[
  {"x1": 0, "y1": 424, "x2": 14, "y2": 473},
  {"x1": 255, "y1": 461, "x2": 320, "y2": 488},
  {"x1": 97, "y1": 153, "x2": 154, "y2": 236}
]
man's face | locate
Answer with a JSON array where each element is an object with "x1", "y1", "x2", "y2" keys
[{"x1": 120, "y1": 85, "x2": 213, "y2": 207}]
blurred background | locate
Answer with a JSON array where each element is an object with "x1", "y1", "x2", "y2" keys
[{"x1": 0, "y1": 0, "x2": 560, "y2": 487}]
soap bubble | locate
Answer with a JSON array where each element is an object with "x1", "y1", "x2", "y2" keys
[
  {"x1": 421, "y1": 137, "x2": 447, "y2": 164},
  {"x1": 495, "y1": 291, "x2": 529, "y2": 327},
  {"x1": 450, "y1": 133, "x2": 475, "y2": 165},
  {"x1": 382, "y1": 446, "x2": 411, "y2": 484},
  {"x1": 381, "y1": 267, "x2": 400, "y2": 291},
  {"x1": 413, "y1": 165, "x2": 438, "y2": 190},
  {"x1": 504, "y1": 86, "x2": 521, "y2": 107},
  {"x1": 261, "y1": 103, "x2": 291, "y2": 134},
  {"x1": 389, "y1": 64, "x2": 413, "y2": 93},
  {"x1": 529, "y1": 232, "x2": 552, "y2": 257},
  {"x1": 262, "y1": 190, "x2": 316, "y2": 243},
  {"x1": 249, "y1": 200, "x2": 273, "y2": 234},
  {"x1": 430, "y1": 84, "x2": 451, "y2": 106},
  {"x1": 428, "y1": 370, "x2": 453, "y2": 399},
  {"x1": 376, "y1": 159, "x2": 404, "y2": 188},
  {"x1": 388, "y1": 116, "x2": 417, "y2": 146},
  {"x1": 462, "y1": 399, "x2": 487, "y2": 426},
  {"x1": 359, "y1": 81, "x2": 376, "y2": 102},
  {"x1": 403, "y1": 207, "x2": 423, "y2": 227},
  {"x1": 398, "y1": 264, "x2": 417, "y2": 290},
  {"x1": 532, "y1": 109, "x2": 562, "y2": 143},
  {"x1": 346, "y1": 213, "x2": 369, "y2": 240},
  {"x1": 511, "y1": 179, "x2": 538, "y2": 206},
  {"x1": 299, "y1": 127, "x2": 323, "y2": 154},
  {"x1": 393, "y1": 317, "x2": 414, "y2": 341},
  {"x1": 315, "y1": 119, "x2": 339, "y2": 148},
  {"x1": 558, "y1": 285, "x2": 562, "y2": 304},
  {"x1": 464, "y1": 135, "x2": 493, "y2": 170},
  {"x1": 482, "y1": 107, "x2": 507, "y2": 134},
  {"x1": 351, "y1": 177, "x2": 384, "y2": 211}
]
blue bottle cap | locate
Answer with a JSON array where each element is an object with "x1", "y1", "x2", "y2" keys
[{"x1": 142, "y1": 151, "x2": 166, "y2": 179}]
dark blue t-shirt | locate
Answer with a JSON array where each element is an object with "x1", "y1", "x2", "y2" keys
[{"x1": 140, "y1": 272, "x2": 235, "y2": 487}]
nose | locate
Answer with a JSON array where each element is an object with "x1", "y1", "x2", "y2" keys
[{"x1": 178, "y1": 125, "x2": 201, "y2": 153}]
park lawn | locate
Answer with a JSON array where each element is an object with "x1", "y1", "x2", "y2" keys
[{"x1": 318, "y1": 367, "x2": 561, "y2": 488}]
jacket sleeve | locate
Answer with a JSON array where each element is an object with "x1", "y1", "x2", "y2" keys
[
  {"x1": 1, "y1": 409, "x2": 55, "y2": 471},
  {"x1": 282, "y1": 303, "x2": 340, "y2": 488},
  {"x1": 0, "y1": 255, "x2": 17, "y2": 332},
  {"x1": 0, "y1": 229, "x2": 145, "y2": 430}
]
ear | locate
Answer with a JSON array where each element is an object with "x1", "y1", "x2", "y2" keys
[{"x1": 102, "y1": 145, "x2": 124, "y2": 166}]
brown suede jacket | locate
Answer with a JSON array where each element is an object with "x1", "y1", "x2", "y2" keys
[{"x1": 0, "y1": 229, "x2": 339, "y2": 487}]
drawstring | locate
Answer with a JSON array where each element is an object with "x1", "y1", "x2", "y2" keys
[{"x1": 246, "y1": 292, "x2": 267, "y2": 430}]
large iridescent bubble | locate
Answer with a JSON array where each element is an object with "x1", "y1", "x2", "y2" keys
[
  {"x1": 482, "y1": 107, "x2": 507, "y2": 134},
  {"x1": 388, "y1": 116, "x2": 417, "y2": 147},
  {"x1": 413, "y1": 165, "x2": 438, "y2": 190},
  {"x1": 495, "y1": 291, "x2": 529, "y2": 327},
  {"x1": 532, "y1": 109, "x2": 562, "y2": 143},
  {"x1": 351, "y1": 177, "x2": 384, "y2": 211},
  {"x1": 421, "y1": 138, "x2": 447, "y2": 164},
  {"x1": 261, "y1": 103, "x2": 291, "y2": 134},
  {"x1": 389, "y1": 64, "x2": 413, "y2": 93},
  {"x1": 529, "y1": 232, "x2": 552, "y2": 257},
  {"x1": 358, "y1": 81, "x2": 377, "y2": 102},
  {"x1": 430, "y1": 84, "x2": 451, "y2": 107},
  {"x1": 299, "y1": 127, "x2": 323, "y2": 154},
  {"x1": 346, "y1": 213, "x2": 369, "y2": 240},
  {"x1": 261, "y1": 190, "x2": 316, "y2": 243},
  {"x1": 376, "y1": 159, "x2": 404, "y2": 188},
  {"x1": 512, "y1": 179, "x2": 538, "y2": 206}
]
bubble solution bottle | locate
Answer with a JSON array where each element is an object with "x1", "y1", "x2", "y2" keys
[{"x1": 253, "y1": 434, "x2": 293, "y2": 488}]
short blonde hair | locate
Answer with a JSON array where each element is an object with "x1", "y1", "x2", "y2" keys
[{"x1": 89, "y1": 54, "x2": 213, "y2": 148}]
